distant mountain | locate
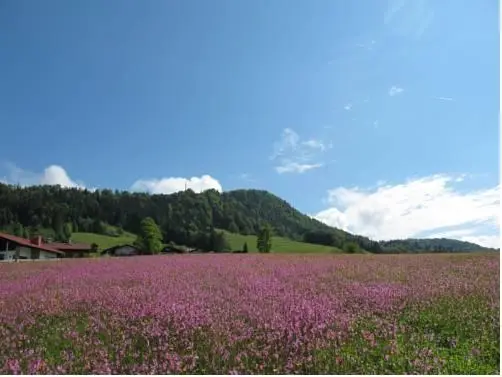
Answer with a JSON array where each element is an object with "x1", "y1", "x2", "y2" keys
[
  {"x1": 0, "y1": 183, "x2": 493, "y2": 253},
  {"x1": 379, "y1": 238, "x2": 497, "y2": 253}
]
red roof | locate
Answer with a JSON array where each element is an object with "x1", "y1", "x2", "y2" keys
[
  {"x1": 45, "y1": 242, "x2": 92, "y2": 252},
  {"x1": 0, "y1": 232, "x2": 64, "y2": 255}
]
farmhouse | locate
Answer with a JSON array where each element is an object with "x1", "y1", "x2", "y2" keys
[
  {"x1": 101, "y1": 244, "x2": 141, "y2": 257},
  {"x1": 0, "y1": 233, "x2": 64, "y2": 261},
  {"x1": 45, "y1": 241, "x2": 93, "y2": 258}
]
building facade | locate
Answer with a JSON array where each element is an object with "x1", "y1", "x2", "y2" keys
[{"x1": 0, "y1": 233, "x2": 63, "y2": 260}]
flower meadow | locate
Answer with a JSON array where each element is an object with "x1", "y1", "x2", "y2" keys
[{"x1": 0, "y1": 253, "x2": 499, "y2": 374}]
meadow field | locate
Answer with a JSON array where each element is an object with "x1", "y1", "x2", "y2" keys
[
  {"x1": 71, "y1": 231, "x2": 137, "y2": 251},
  {"x1": 0, "y1": 253, "x2": 499, "y2": 374},
  {"x1": 220, "y1": 230, "x2": 342, "y2": 253},
  {"x1": 71, "y1": 230, "x2": 342, "y2": 253}
]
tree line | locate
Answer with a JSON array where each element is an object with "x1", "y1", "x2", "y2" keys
[
  {"x1": 0, "y1": 183, "x2": 487, "y2": 253},
  {"x1": 0, "y1": 183, "x2": 365, "y2": 251},
  {"x1": 133, "y1": 217, "x2": 267, "y2": 254}
]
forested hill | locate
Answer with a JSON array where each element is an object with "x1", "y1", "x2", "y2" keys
[
  {"x1": 0, "y1": 183, "x2": 493, "y2": 253},
  {"x1": 379, "y1": 238, "x2": 497, "y2": 253},
  {"x1": 0, "y1": 183, "x2": 380, "y2": 251}
]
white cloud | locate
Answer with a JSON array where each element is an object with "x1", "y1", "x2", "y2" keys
[
  {"x1": 270, "y1": 128, "x2": 328, "y2": 174},
  {"x1": 433, "y1": 96, "x2": 454, "y2": 101},
  {"x1": 462, "y1": 235, "x2": 499, "y2": 249},
  {"x1": 344, "y1": 103, "x2": 352, "y2": 111},
  {"x1": 3, "y1": 163, "x2": 221, "y2": 195},
  {"x1": 4, "y1": 163, "x2": 85, "y2": 189},
  {"x1": 276, "y1": 162, "x2": 323, "y2": 174},
  {"x1": 427, "y1": 228, "x2": 500, "y2": 249},
  {"x1": 388, "y1": 86, "x2": 404, "y2": 96},
  {"x1": 302, "y1": 139, "x2": 326, "y2": 151},
  {"x1": 40, "y1": 165, "x2": 82, "y2": 188},
  {"x1": 131, "y1": 175, "x2": 222, "y2": 195},
  {"x1": 314, "y1": 174, "x2": 500, "y2": 248},
  {"x1": 270, "y1": 128, "x2": 300, "y2": 160}
]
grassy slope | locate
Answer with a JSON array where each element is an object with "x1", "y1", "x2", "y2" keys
[
  {"x1": 72, "y1": 232, "x2": 136, "y2": 251},
  {"x1": 222, "y1": 230, "x2": 342, "y2": 253},
  {"x1": 72, "y1": 230, "x2": 342, "y2": 254}
]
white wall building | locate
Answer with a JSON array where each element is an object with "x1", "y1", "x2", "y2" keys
[{"x1": 0, "y1": 233, "x2": 63, "y2": 261}]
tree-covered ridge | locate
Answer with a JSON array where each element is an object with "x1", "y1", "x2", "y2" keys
[
  {"x1": 0, "y1": 183, "x2": 371, "y2": 250},
  {"x1": 379, "y1": 238, "x2": 496, "y2": 253},
  {"x1": 0, "y1": 183, "x2": 493, "y2": 253}
]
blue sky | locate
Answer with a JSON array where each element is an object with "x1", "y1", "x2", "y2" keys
[{"x1": 0, "y1": 0, "x2": 499, "y2": 247}]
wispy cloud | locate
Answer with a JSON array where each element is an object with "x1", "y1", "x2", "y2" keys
[
  {"x1": 414, "y1": 9, "x2": 434, "y2": 38},
  {"x1": 433, "y1": 96, "x2": 454, "y2": 101},
  {"x1": 302, "y1": 139, "x2": 326, "y2": 151},
  {"x1": 388, "y1": 86, "x2": 404, "y2": 96},
  {"x1": 384, "y1": 0, "x2": 435, "y2": 39},
  {"x1": 270, "y1": 128, "x2": 299, "y2": 161},
  {"x1": 270, "y1": 128, "x2": 329, "y2": 174},
  {"x1": 276, "y1": 162, "x2": 323, "y2": 174},
  {"x1": 355, "y1": 40, "x2": 377, "y2": 51},
  {"x1": 384, "y1": 0, "x2": 406, "y2": 25},
  {"x1": 344, "y1": 103, "x2": 352, "y2": 111},
  {"x1": 314, "y1": 174, "x2": 500, "y2": 248},
  {"x1": 239, "y1": 173, "x2": 256, "y2": 183}
]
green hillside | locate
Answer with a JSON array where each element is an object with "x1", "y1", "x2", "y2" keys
[
  {"x1": 72, "y1": 232, "x2": 136, "y2": 251},
  {"x1": 221, "y1": 230, "x2": 342, "y2": 253},
  {"x1": 71, "y1": 230, "x2": 341, "y2": 254}
]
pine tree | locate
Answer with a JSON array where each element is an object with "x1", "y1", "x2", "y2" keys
[{"x1": 256, "y1": 224, "x2": 272, "y2": 253}]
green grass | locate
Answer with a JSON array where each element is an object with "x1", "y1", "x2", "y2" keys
[
  {"x1": 72, "y1": 232, "x2": 136, "y2": 251},
  {"x1": 71, "y1": 230, "x2": 342, "y2": 254},
  {"x1": 314, "y1": 296, "x2": 499, "y2": 374},
  {"x1": 221, "y1": 230, "x2": 342, "y2": 253}
]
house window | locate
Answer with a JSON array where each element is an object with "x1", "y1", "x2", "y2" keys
[{"x1": 0, "y1": 239, "x2": 17, "y2": 251}]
